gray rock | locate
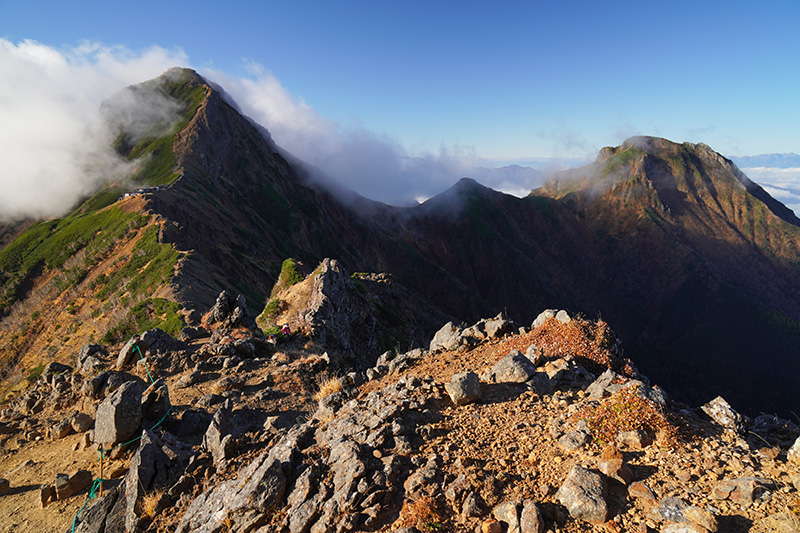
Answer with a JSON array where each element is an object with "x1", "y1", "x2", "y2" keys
[
  {"x1": 520, "y1": 500, "x2": 544, "y2": 533},
  {"x1": 203, "y1": 400, "x2": 234, "y2": 466},
  {"x1": 558, "y1": 430, "x2": 589, "y2": 452},
  {"x1": 650, "y1": 496, "x2": 688, "y2": 522},
  {"x1": 94, "y1": 380, "x2": 143, "y2": 447},
  {"x1": 713, "y1": 476, "x2": 776, "y2": 506},
  {"x1": 702, "y1": 396, "x2": 745, "y2": 434},
  {"x1": 555, "y1": 310, "x2": 572, "y2": 323},
  {"x1": 585, "y1": 369, "x2": 618, "y2": 400},
  {"x1": 445, "y1": 371, "x2": 481, "y2": 406},
  {"x1": 51, "y1": 419, "x2": 74, "y2": 440},
  {"x1": 489, "y1": 350, "x2": 536, "y2": 383},
  {"x1": 141, "y1": 379, "x2": 171, "y2": 425},
  {"x1": 55, "y1": 469, "x2": 92, "y2": 500},
  {"x1": 788, "y1": 435, "x2": 800, "y2": 465},
  {"x1": 430, "y1": 321, "x2": 463, "y2": 352},
  {"x1": 115, "y1": 335, "x2": 141, "y2": 369},
  {"x1": 617, "y1": 429, "x2": 654, "y2": 449},
  {"x1": 176, "y1": 370, "x2": 201, "y2": 389},
  {"x1": 176, "y1": 451, "x2": 288, "y2": 533},
  {"x1": 661, "y1": 523, "x2": 709, "y2": 533},
  {"x1": 41, "y1": 362, "x2": 72, "y2": 389},
  {"x1": 71, "y1": 412, "x2": 94, "y2": 433},
  {"x1": 462, "y1": 491, "x2": 487, "y2": 518},
  {"x1": 485, "y1": 314, "x2": 516, "y2": 339},
  {"x1": 524, "y1": 344, "x2": 543, "y2": 366},
  {"x1": 556, "y1": 466, "x2": 608, "y2": 524},
  {"x1": 123, "y1": 430, "x2": 177, "y2": 531},
  {"x1": 70, "y1": 487, "x2": 120, "y2": 533},
  {"x1": 494, "y1": 500, "x2": 521, "y2": 533},
  {"x1": 531, "y1": 309, "x2": 557, "y2": 329},
  {"x1": 80, "y1": 355, "x2": 106, "y2": 376}
]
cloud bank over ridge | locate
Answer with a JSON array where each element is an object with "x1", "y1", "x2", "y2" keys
[
  {"x1": 0, "y1": 39, "x2": 188, "y2": 220},
  {"x1": 0, "y1": 40, "x2": 546, "y2": 220}
]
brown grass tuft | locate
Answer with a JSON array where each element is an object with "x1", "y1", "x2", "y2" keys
[
  {"x1": 312, "y1": 376, "x2": 344, "y2": 402},
  {"x1": 396, "y1": 496, "x2": 445, "y2": 531}
]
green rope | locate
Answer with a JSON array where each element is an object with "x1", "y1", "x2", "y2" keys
[
  {"x1": 132, "y1": 344, "x2": 155, "y2": 384},
  {"x1": 71, "y1": 339, "x2": 172, "y2": 531},
  {"x1": 71, "y1": 478, "x2": 104, "y2": 533}
]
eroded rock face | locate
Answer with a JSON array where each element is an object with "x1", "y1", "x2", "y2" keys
[{"x1": 177, "y1": 374, "x2": 441, "y2": 533}]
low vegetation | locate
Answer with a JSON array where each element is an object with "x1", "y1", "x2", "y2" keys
[
  {"x1": 101, "y1": 298, "x2": 185, "y2": 345},
  {"x1": 574, "y1": 385, "x2": 680, "y2": 448},
  {"x1": 529, "y1": 316, "x2": 636, "y2": 376},
  {"x1": 312, "y1": 376, "x2": 344, "y2": 402}
]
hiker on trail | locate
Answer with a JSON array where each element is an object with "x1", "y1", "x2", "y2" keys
[{"x1": 280, "y1": 325, "x2": 291, "y2": 336}]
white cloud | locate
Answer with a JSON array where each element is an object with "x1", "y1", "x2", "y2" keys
[
  {"x1": 0, "y1": 41, "x2": 540, "y2": 220},
  {"x1": 742, "y1": 167, "x2": 800, "y2": 217},
  {"x1": 0, "y1": 39, "x2": 187, "y2": 220},
  {"x1": 203, "y1": 68, "x2": 536, "y2": 205}
]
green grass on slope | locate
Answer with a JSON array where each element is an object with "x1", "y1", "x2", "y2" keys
[{"x1": 0, "y1": 207, "x2": 147, "y2": 314}]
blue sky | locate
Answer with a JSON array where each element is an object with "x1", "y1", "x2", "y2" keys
[{"x1": 1, "y1": 0, "x2": 799, "y2": 209}]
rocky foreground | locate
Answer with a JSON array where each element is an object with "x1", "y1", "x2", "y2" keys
[{"x1": 1, "y1": 295, "x2": 800, "y2": 533}]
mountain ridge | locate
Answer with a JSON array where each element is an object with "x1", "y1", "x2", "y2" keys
[{"x1": 1, "y1": 69, "x2": 800, "y2": 418}]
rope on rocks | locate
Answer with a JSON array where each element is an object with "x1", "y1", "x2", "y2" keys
[
  {"x1": 70, "y1": 478, "x2": 104, "y2": 533},
  {"x1": 70, "y1": 339, "x2": 172, "y2": 532}
]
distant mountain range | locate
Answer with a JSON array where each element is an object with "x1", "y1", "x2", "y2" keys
[
  {"x1": 730, "y1": 153, "x2": 800, "y2": 168},
  {"x1": 2, "y1": 69, "x2": 800, "y2": 418}
]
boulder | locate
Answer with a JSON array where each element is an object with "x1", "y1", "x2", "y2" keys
[
  {"x1": 0, "y1": 478, "x2": 9, "y2": 495},
  {"x1": 493, "y1": 500, "x2": 521, "y2": 533},
  {"x1": 445, "y1": 371, "x2": 481, "y2": 406},
  {"x1": 701, "y1": 396, "x2": 745, "y2": 434},
  {"x1": 123, "y1": 430, "x2": 181, "y2": 531},
  {"x1": 41, "y1": 362, "x2": 72, "y2": 387},
  {"x1": 650, "y1": 496, "x2": 688, "y2": 522},
  {"x1": 95, "y1": 381, "x2": 143, "y2": 447},
  {"x1": 116, "y1": 335, "x2": 142, "y2": 369},
  {"x1": 520, "y1": 500, "x2": 544, "y2": 533},
  {"x1": 176, "y1": 370, "x2": 201, "y2": 389},
  {"x1": 51, "y1": 419, "x2": 74, "y2": 440},
  {"x1": 485, "y1": 314, "x2": 516, "y2": 339},
  {"x1": 488, "y1": 350, "x2": 536, "y2": 383},
  {"x1": 556, "y1": 466, "x2": 608, "y2": 524},
  {"x1": 141, "y1": 379, "x2": 171, "y2": 425},
  {"x1": 203, "y1": 401, "x2": 234, "y2": 466},
  {"x1": 71, "y1": 412, "x2": 94, "y2": 433},
  {"x1": 524, "y1": 344, "x2": 543, "y2": 366},
  {"x1": 531, "y1": 309, "x2": 557, "y2": 329},
  {"x1": 430, "y1": 321, "x2": 463, "y2": 352},
  {"x1": 558, "y1": 430, "x2": 589, "y2": 452},
  {"x1": 555, "y1": 310, "x2": 572, "y2": 323},
  {"x1": 787, "y1": 435, "x2": 800, "y2": 465}
]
